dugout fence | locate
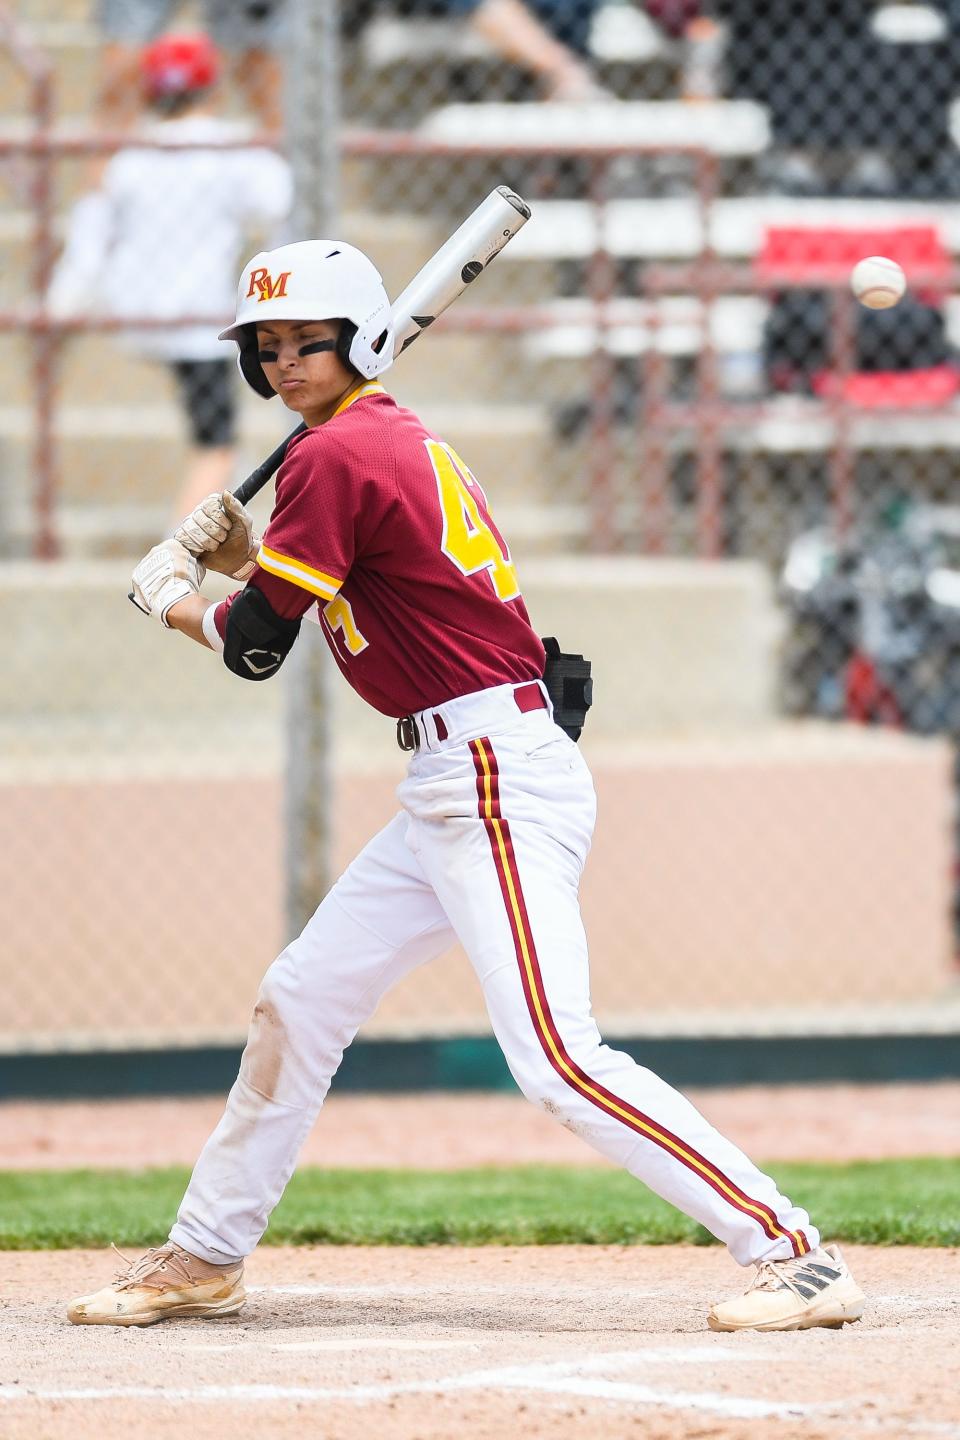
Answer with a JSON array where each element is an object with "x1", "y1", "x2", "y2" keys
[{"x1": 2, "y1": 0, "x2": 959, "y2": 1085}]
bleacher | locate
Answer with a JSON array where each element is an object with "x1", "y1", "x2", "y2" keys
[
  {"x1": 420, "y1": 99, "x2": 770, "y2": 156},
  {"x1": 503, "y1": 195, "x2": 960, "y2": 260}
]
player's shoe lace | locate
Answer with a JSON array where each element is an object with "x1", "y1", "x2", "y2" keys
[
  {"x1": 110, "y1": 1242, "x2": 203, "y2": 1289},
  {"x1": 743, "y1": 1250, "x2": 844, "y2": 1301}
]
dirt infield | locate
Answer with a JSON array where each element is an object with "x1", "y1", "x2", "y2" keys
[
  {"x1": 2, "y1": 1085, "x2": 957, "y2": 1437},
  {"x1": 0, "y1": 1244, "x2": 957, "y2": 1440},
  {"x1": 3, "y1": 1081, "x2": 960, "y2": 1170}
]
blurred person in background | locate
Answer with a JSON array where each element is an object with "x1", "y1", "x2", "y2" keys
[
  {"x1": 95, "y1": 0, "x2": 288, "y2": 135},
  {"x1": 49, "y1": 33, "x2": 292, "y2": 521},
  {"x1": 347, "y1": 0, "x2": 703, "y2": 104},
  {"x1": 710, "y1": 0, "x2": 960, "y2": 196},
  {"x1": 449, "y1": 0, "x2": 606, "y2": 97},
  {"x1": 350, "y1": 0, "x2": 608, "y2": 98}
]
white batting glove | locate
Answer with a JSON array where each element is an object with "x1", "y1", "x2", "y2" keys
[
  {"x1": 131, "y1": 538, "x2": 205, "y2": 626},
  {"x1": 175, "y1": 491, "x2": 260, "y2": 580}
]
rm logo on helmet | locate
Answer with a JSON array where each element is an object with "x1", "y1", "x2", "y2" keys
[{"x1": 247, "y1": 268, "x2": 292, "y2": 302}]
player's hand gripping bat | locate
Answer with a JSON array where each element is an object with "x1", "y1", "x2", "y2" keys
[{"x1": 233, "y1": 185, "x2": 531, "y2": 506}]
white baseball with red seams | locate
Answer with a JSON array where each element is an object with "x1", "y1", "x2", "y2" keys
[
  {"x1": 850, "y1": 255, "x2": 907, "y2": 309},
  {"x1": 171, "y1": 678, "x2": 816, "y2": 1270}
]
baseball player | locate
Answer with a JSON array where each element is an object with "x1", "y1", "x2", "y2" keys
[{"x1": 68, "y1": 240, "x2": 864, "y2": 1333}]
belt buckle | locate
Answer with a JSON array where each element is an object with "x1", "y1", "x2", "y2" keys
[{"x1": 396, "y1": 715, "x2": 419, "y2": 752}]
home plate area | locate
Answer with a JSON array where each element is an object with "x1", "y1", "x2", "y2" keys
[{"x1": 1, "y1": 1246, "x2": 957, "y2": 1440}]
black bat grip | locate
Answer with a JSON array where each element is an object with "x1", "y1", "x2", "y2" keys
[{"x1": 233, "y1": 421, "x2": 307, "y2": 505}]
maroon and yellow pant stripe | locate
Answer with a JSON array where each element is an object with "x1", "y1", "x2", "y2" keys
[{"x1": 469, "y1": 736, "x2": 810, "y2": 1259}]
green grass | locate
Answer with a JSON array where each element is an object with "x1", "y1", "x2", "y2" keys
[{"x1": 0, "y1": 1159, "x2": 957, "y2": 1250}]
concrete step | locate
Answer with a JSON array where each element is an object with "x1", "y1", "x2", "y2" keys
[
  {"x1": 17, "y1": 1, "x2": 94, "y2": 26},
  {"x1": 5, "y1": 494, "x2": 584, "y2": 562},
  {"x1": 0, "y1": 21, "x2": 99, "y2": 129},
  {"x1": 0, "y1": 399, "x2": 291, "y2": 506},
  {"x1": 0, "y1": 399, "x2": 556, "y2": 553},
  {"x1": 45, "y1": 318, "x2": 524, "y2": 409}
]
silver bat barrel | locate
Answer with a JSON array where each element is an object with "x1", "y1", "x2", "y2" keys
[{"x1": 391, "y1": 187, "x2": 532, "y2": 357}]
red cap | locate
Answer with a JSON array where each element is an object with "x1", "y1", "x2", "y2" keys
[{"x1": 141, "y1": 33, "x2": 220, "y2": 99}]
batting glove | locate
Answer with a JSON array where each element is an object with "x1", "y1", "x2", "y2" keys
[
  {"x1": 175, "y1": 491, "x2": 260, "y2": 581},
  {"x1": 131, "y1": 539, "x2": 205, "y2": 626}
]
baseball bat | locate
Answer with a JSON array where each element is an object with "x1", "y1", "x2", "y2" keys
[{"x1": 232, "y1": 185, "x2": 531, "y2": 507}]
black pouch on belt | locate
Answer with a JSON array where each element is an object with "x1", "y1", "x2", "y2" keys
[{"x1": 540, "y1": 636, "x2": 593, "y2": 742}]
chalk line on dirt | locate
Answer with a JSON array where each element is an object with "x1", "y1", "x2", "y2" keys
[
  {"x1": 2, "y1": 1346, "x2": 956, "y2": 1431},
  {"x1": 0, "y1": 1379, "x2": 830, "y2": 1421},
  {"x1": 0, "y1": 1349, "x2": 841, "y2": 1421}
]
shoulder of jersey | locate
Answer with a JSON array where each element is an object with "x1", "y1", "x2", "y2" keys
[{"x1": 284, "y1": 395, "x2": 395, "y2": 465}]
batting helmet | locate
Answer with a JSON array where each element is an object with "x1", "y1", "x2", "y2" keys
[
  {"x1": 141, "y1": 33, "x2": 220, "y2": 100},
  {"x1": 220, "y1": 240, "x2": 395, "y2": 397}
]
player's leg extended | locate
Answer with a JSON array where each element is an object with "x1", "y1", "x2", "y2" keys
[
  {"x1": 411, "y1": 721, "x2": 863, "y2": 1330},
  {"x1": 69, "y1": 813, "x2": 454, "y2": 1324},
  {"x1": 409, "y1": 723, "x2": 816, "y2": 1267},
  {"x1": 170, "y1": 811, "x2": 455, "y2": 1263}
]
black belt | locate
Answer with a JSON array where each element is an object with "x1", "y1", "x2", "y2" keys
[
  {"x1": 396, "y1": 681, "x2": 547, "y2": 752},
  {"x1": 396, "y1": 715, "x2": 420, "y2": 751}
]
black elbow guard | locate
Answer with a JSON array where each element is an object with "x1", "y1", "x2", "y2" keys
[{"x1": 223, "y1": 585, "x2": 302, "y2": 681}]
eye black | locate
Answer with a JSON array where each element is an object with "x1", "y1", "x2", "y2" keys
[{"x1": 256, "y1": 338, "x2": 336, "y2": 363}]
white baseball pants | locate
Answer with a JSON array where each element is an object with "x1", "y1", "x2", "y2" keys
[{"x1": 171, "y1": 681, "x2": 817, "y2": 1268}]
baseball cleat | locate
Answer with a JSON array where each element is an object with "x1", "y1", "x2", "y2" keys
[
  {"x1": 67, "y1": 1242, "x2": 245, "y2": 1326},
  {"x1": 707, "y1": 1243, "x2": 864, "y2": 1332}
]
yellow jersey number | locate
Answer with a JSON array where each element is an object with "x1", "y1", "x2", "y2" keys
[
  {"x1": 425, "y1": 439, "x2": 520, "y2": 603},
  {"x1": 322, "y1": 595, "x2": 368, "y2": 655}
]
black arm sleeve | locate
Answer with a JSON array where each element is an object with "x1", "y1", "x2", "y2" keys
[{"x1": 223, "y1": 584, "x2": 303, "y2": 681}]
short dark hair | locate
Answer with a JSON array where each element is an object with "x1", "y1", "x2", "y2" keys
[{"x1": 148, "y1": 89, "x2": 208, "y2": 118}]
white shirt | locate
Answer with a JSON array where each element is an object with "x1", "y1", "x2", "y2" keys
[{"x1": 49, "y1": 114, "x2": 293, "y2": 361}]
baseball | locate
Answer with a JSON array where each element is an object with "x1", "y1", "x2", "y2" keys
[{"x1": 850, "y1": 255, "x2": 906, "y2": 309}]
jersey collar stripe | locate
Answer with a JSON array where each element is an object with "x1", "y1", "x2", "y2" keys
[
  {"x1": 257, "y1": 544, "x2": 342, "y2": 600},
  {"x1": 469, "y1": 735, "x2": 811, "y2": 1261},
  {"x1": 332, "y1": 380, "x2": 385, "y2": 418}
]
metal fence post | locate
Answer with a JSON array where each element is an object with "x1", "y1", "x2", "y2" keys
[{"x1": 283, "y1": 0, "x2": 341, "y2": 937}]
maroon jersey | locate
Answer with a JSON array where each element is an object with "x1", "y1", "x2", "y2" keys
[{"x1": 214, "y1": 382, "x2": 544, "y2": 716}]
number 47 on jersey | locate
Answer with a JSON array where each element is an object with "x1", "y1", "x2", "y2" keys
[{"x1": 425, "y1": 439, "x2": 521, "y2": 603}]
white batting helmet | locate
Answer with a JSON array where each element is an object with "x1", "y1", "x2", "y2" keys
[{"x1": 220, "y1": 239, "x2": 395, "y2": 397}]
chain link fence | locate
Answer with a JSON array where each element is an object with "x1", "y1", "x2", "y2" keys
[{"x1": 2, "y1": 0, "x2": 960, "y2": 1059}]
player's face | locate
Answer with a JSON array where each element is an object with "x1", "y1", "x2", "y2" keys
[{"x1": 256, "y1": 318, "x2": 358, "y2": 426}]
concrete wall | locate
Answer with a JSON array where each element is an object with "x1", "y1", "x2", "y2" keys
[
  {"x1": 1, "y1": 559, "x2": 954, "y2": 1047},
  {"x1": 0, "y1": 555, "x2": 781, "y2": 754}
]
